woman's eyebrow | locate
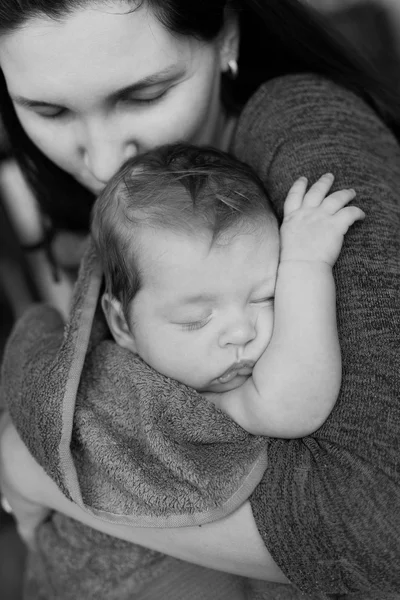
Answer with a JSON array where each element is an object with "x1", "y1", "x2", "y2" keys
[
  {"x1": 11, "y1": 66, "x2": 185, "y2": 109},
  {"x1": 111, "y1": 66, "x2": 186, "y2": 98},
  {"x1": 11, "y1": 96, "x2": 62, "y2": 109}
]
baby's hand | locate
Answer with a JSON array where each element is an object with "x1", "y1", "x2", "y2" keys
[{"x1": 280, "y1": 173, "x2": 365, "y2": 266}]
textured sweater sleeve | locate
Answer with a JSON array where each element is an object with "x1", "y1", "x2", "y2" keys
[{"x1": 233, "y1": 74, "x2": 400, "y2": 595}]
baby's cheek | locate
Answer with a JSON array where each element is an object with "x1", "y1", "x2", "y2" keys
[
  {"x1": 146, "y1": 338, "x2": 190, "y2": 378},
  {"x1": 257, "y1": 309, "x2": 275, "y2": 352},
  {"x1": 168, "y1": 349, "x2": 211, "y2": 389}
]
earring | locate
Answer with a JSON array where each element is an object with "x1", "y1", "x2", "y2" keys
[{"x1": 226, "y1": 59, "x2": 238, "y2": 80}]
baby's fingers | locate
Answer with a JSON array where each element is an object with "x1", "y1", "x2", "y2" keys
[
  {"x1": 283, "y1": 177, "x2": 308, "y2": 216},
  {"x1": 303, "y1": 173, "x2": 335, "y2": 208},
  {"x1": 334, "y1": 206, "x2": 366, "y2": 233},
  {"x1": 321, "y1": 188, "x2": 357, "y2": 213}
]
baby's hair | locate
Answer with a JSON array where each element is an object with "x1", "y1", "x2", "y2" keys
[{"x1": 91, "y1": 143, "x2": 276, "y2": 316}]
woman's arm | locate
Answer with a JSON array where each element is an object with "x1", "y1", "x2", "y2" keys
[
  {"x1": 0, "y1": 416, "x2": 288, "y2": 583},
  {"x1": 0, "y1": 160, "x2": 76, "y2": 318},
  {"x1": 233, "y1": 73, "x2": 400, "y2": 593}
]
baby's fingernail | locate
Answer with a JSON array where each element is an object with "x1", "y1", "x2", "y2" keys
[{"x1": 324, "y1": 173, "x2": 334, "y2": 178}]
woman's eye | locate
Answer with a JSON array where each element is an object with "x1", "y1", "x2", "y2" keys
[
  {"x1": 124, "y1": 89, "x2": 168, "y2": 106},
  {"x1": 36, "y1": 108, "x2": 68, "y2": 120}
]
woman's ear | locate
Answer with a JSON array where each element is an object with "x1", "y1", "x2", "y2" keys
[
  {"x1": 101, "y1": 293, "x2": 138, "y2": 354},
  {"x1": 219, "y1": 8, "x2": 240, "y2": 72}
]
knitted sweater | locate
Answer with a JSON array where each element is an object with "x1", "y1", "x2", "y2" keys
[{"x1": 233, "y1": 74, "x2": 400, "y2": 596}]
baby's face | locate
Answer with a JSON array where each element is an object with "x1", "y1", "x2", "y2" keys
[{"x1": 127, "y1": 222, "x2": 280, "y2": 392}]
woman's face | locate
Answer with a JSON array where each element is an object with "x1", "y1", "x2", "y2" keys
[{"x1": 0, "y1": 2, "x2": 236, "y2": 194}]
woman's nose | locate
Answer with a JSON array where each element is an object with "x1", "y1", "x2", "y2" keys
[
  {"x1": 219, "y1": 316, "x2": 257, "y2": 348},
  {"x1": 82, "y1": 129, "x2": 137, "y2": 185}
]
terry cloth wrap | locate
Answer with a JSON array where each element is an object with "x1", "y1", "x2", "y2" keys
[
  {"x1": 2, "y1": 237, "x2": 269, "y2": 524},
  {"x1": 1, "y1": 243, "x2": 282, "y2": 598}
]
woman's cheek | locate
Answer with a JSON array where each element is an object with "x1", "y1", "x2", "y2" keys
[
  {"x1": 18, "y1": 115, "x2": 71, "y2": 169},
  {"x1": 142, "y1": 104, "x2": 202, "y2": 147},
  {"x1": 150, "y1": 78, "x2": 214, "y2": 146}
]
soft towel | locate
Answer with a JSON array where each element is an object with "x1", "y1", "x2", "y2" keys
[
  {"x1": 1, "y1": 237, "x2": 314, "y2": 599},
  {"x1": 1, "y1": 238, "x2": 269, "y2": 525}
]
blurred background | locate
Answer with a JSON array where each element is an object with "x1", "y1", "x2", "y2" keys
[{"x1": 1, "y1": 1, "x2": 400, "y2": 598}]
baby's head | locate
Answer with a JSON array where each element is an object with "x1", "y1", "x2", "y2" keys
[{"x1": 91, "y1": 144, "x2": 280, "y2": 393}]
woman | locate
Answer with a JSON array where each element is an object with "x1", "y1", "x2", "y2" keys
[{"x1": 0, "y1": 0, "x2": 399, "y2": 597}]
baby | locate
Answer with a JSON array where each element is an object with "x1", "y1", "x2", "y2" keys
[
  {"x1": 0, "y1": 143, "x2": 364, "y2": 600},
  {"x1": 92, "y1": 143, "x2": 364, "y2": 436}
]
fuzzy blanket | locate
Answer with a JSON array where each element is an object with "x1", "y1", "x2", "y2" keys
[
  {"x1": 2, "y1": 239, "x2": 269, "y2": 526},
  {"x1": 1, "y1": 238, "x2": 299, "y2": 599}
]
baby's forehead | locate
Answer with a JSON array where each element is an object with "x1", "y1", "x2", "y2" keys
[
  {"x1": 135, "y1": 214, "x2": 275, "y2": 257},
  {"x1": 134, "y1": 217, "x2": 279, "y2": 294}
]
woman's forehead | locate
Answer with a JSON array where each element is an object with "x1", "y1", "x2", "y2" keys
[{"x1": 0, "y1": 1, "x2": 195, "y2": 104}]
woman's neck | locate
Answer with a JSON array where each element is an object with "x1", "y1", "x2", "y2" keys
[{"x1": 215, "y1": 108, "x2": 239, "y2": 153}]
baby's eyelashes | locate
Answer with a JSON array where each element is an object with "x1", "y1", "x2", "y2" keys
[
  {"x1": 251, "y1": 296, "x2": 274, "y2": 305},
  {"x1": 180, "y1": 317, "x2": 211, "y2": 331}
]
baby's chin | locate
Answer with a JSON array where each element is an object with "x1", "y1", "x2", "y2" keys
[{"x1": 200, "y1": 374, "x2": 251, "y2": 394}]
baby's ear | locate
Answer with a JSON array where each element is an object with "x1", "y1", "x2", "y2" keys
[{"x1": 101, "y1": 293, "x2": 138, "y2": 353}]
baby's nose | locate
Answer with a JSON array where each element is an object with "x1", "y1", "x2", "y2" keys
[{"x1": 219, "y1": 317, "x2": 256, "y2": 348}]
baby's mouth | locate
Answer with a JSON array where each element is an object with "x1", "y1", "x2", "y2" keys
[{"x1": 217, "y1": 361, "x2": 255, "y2": 384}]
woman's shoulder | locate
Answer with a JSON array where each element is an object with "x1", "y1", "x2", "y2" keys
[
  {"x1": 233, "y1": 72, "x2": 400, "y2": 194},
  {"x1": 236, "y1": 72, "x2": 392, "y2": 145},
  {"x1": 240, "y1": 72, "x2": 375, "y2": 122},
  {"x1": 251, "y1": 72, "x2": 361, "y2": 99}
]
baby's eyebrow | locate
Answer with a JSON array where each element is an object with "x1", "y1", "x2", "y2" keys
[{"x1": 175, "y1": 293, "x2": 217, "y2": 306}]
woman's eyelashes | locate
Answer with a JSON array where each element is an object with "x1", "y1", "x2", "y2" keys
[
  {"x1": 33, "y1": 106, "x2": 69, "y2": 120},
  {"x1": 123, "y1": 88, "x2": 169, "y2": 106},
  {"x1": 31, "y1": 88, "x2": 171, "y2": 120}
]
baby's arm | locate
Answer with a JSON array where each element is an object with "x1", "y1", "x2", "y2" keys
[{"x1": 210, "y1": 174, "x2": 365, "y2": 437}]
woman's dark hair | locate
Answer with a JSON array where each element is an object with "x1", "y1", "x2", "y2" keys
[{"x1": 0, "y1": 0, "x2": 399, "y2": 231}]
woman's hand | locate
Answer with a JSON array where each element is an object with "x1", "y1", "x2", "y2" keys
[
  {"x1": 51, "y1": 231, "x2": 89, "y2": 271},
  {"x1": 0, "y1": 416, "x2": 288, "y2": 583},
  {"x1": 0, "y1": 161, "x2": 88, "y2": 317},
  {"x1": 0, "y1": 413, "x2": 50, "y2": 549}
]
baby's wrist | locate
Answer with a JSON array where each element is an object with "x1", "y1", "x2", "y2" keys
[{"x1": 278, "y1": 258, "x2": 333, "y2": 275}]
